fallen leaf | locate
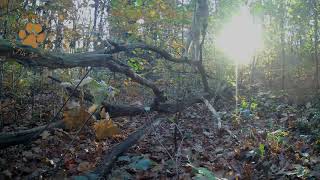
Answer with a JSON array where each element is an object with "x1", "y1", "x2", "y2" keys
[
  {"x1": 40, "y1": 130, "x2": 51, "y2": 139},
  {"x1": 63, "y1": 106, "x2": 93, "y2": 129},
  {"x1": 88, "y1": 104, "x2": 98, "y2": 114},
  {"x1": 77, "y1": 161, "x2": 92, "y2": 172},
  {"x1": 93, "y1": 119, "x2": 120, "y2": 140}
]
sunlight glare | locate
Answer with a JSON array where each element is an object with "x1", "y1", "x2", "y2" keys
[{"x1": 216, "y1": 6, "x2": 263, "y2": 64}]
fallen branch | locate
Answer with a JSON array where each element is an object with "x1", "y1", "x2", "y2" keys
[
  {"x1": 222, "y1": 126, "x2": 239, "y2": 142},
  {"x1": 0, "y1": 39, "x2": 165, "y2": 101},
  {"x1": 0, "y1": 120, "x2": 64, "y2": 149},
  {"x1": 86, "y1": 116, "x2": 165, "y2": 178},
  {"x1": 102, "y1": 92, "x2": 214, "y2": 116},
  {"x1": 0, "y1": 104, "x2": 144, "y2": 149},
  {"x1": 201, "y1": 97, "x2": 222, "y2": 130},
  {"x1": 104, "y1": 40, "x2": 196, "y2": 65}
]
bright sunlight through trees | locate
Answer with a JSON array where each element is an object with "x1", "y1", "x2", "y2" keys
[{"x1": 216, "y1": 6, "x2": 263, "y2": 64}]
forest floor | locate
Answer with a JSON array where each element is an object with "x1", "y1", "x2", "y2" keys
[{"x1": 0, "y1": 89, "x2": 320, "y2": 179}]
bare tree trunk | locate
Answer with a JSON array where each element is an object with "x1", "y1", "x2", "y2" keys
[
  {"x1": 313, "y1": 0, "x2": 319, "y2": 89},
  {"x1": 55, "y1": 13, "x2": 64, "y2": 52},
  {"x1": 280, "y1": 3, "x2": 286, "y2": 90},
  {"x1": 97, "y1": 0, "x2": 106, "y2": 47},
  {"x1": 0, "y1": 61, "x2": 3, "y2": 129},
  {"x1": 92, "y1": 0, "x2": 99, "y2": 49}
]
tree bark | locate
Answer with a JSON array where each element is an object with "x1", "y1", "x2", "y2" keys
[
  {"x1": 0, "y1": 120, "x2": 64, "y2": 149},
  {"x1": 0, "y1": 39, "x2": 165, "y2": 101},
  {"x1": 313, "y1": 0, "x2": 319, "y2": 89}
]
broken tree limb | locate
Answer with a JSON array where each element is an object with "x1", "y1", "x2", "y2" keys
[
  {"x1": 105, "y1": 40, "x2": 211, "y2": 93},
  {"x1": 200, "y1": 97, "x2": 238, "y2": 142},
  {"x1": 0, "y1": 39, "x2": 165, "y2": 101},
  {"x1": 89, "y1": 116, "x2": 165, "y2": 178},
  {"x1": 0, "y1": 120, "x2": 64, "y2": 149},
  {"x1": 103, "y1": 102, "x2": 146, "y2": 117},
  {"x1": 102, "y1": 92, "x2": 214, "y2": 117},
  {"x1": 201, "y1": 97, "x2": 222, "y2": 130},
  {"x1": 105, "y1": 40, "x2": 196, "y2": 65}
]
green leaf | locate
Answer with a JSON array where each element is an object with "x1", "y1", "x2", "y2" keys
[
  {"x1": 194, "y1": 167, "x2": 216, "y2": 180},
  {"x1": 250, "y1": 102, "x2": 258, "y2": 111},
  {"x1": 258, "y1": 143, "x2": 265, "y2": 158},
  {"x1": 135, "y1": 0, "x2": 143, "y2": 6},
  {"x1": 129, "y1": 158, "x2": 153, "y2": 171}
]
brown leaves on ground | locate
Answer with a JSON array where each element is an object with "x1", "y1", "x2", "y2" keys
[
  {"x1": 93, "y1": 118, "x2": 120, "y2": 140},
  {"x1": 63, "y1": 106, "x2": 93, "y2": 129}
]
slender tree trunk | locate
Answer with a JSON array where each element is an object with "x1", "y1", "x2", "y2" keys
[
  {"x1": 0, "y1": 61, "x2": 3, "y2": 129},
  {"x1": 280, "y1": 4, "x2": 286, "y2": 90},
  {"x1": 1, "y1": 0, "x2": 10, "y2": 39},
  {"x1": 97, "y1": 0, "x2": 106, "y2": 47},
  {"x1": 313, "y1": 0, "x2": 319, "y2": 89},
  {"x1": 55, "y1": 13, "x2": 64, "y2": 52},
  {"x1": 93, "y1": 0, "x2": 99, "y2": 49}
]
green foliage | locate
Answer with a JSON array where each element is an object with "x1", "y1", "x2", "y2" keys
[
  {"x1": 128, "y1": 58, "x2": 145, "y2": 72},
  {"x1": 192, "y1": 166, "x2": 216, "y2": 180},
  {"x1": 240, "y1": 97, "x2": 258, "y2": 111},
  {"x1": 240, "y1": 98, "x2": 248, "y2": 109},
  {"x1": 86, "y1": 79, "x2": 112, "y2": 105},
  {"x1": 297, "y1": 102, "x2": 320, "y2": 150},
  {"x1": 258, "y1": 143, "x2": 265, "y2": 158},
  {"x1": 267, "y1": 129, "x2": 289, "y2": 144}
]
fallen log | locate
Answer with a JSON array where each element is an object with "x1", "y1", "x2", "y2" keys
[
  {"x1": 0, "y1": 83, "x2": 225, "y2": 149},
  {"x1": 0, "y1": 104, "x2": 147, "y2": 149},
  {"x1": 82, "y1": 116, "x2": 165, "y2": 179},
  {"x1": 0, "y1": 39, "x2": 165, "y2": 101},
  {"x1": 0, "y1": 120, "x2": 64, "y2": 149}
]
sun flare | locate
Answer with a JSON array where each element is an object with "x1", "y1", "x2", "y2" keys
[{"x1": 216, "y1": 6, "x2": 263, "y2": 64}]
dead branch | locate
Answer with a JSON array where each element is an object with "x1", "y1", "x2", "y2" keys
[
  {"x1": 0, "y1": 92, "x2": 215, "y2": 149},
  {"x1": 104, "y1": 40, "x2": 210, "y2": 92},
  {"x1": 88, "y1": 116, "x2": 165, "y2": 178},
  {"x1": 201, "y1": 97, "x2": 222, "y2": 129},
  {"x1": 0, "y1": 120, "x2": 64, "y2": 149},
  {"x1": 104, "y1": 40, "x2": 195, "y2": 65},
  {"x1": 0, "y1": 39, "x2": 165, "y2": 101}
]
